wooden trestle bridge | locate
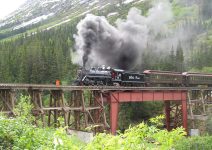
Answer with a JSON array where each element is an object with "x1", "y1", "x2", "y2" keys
[{"x1": 0, "y1": 84, "x2": 211, "y2": 134}]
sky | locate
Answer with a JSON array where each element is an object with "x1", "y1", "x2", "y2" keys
[{"x1": 0, "y1": 0, "x2": 27, "y2": 19}]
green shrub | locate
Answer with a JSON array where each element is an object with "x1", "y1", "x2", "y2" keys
[
  {"x1": 1, "y1": 96, "x2": 212, "y2": 150},
  {"x1": 173, "y1": 136, "x2": 212, "y2": 150},
  {"x1": 86, "y1": 115, "x2": 186, "y2": 150},
  {"x1": 206, "y1": 115, "x2": 212, "y2": 135},
  {"x1": 0, "y1": 96, "x2": 85, "y2": 149}
]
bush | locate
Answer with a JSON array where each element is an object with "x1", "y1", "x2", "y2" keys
[
  {"x1": 85, "y1": 115, "x2": 186, "y2": 150},
  {"x1": 206, "y1": 115, "x2": 212, "y2": 135},
  {"x1": 173, "y1": 136, "x2": 212, "y2": 150},
  {"x1": 0, "y1": 96, "x2": 84, "y2": 149},
  {"x1": 1, "y1": 96, "x2": 212, "y2": 150}
]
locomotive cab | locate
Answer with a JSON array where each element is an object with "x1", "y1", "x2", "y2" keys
[{"x1": 111, "y1": 69, "x2": 124, "y2": 85}]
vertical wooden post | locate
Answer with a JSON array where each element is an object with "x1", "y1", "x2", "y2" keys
[
  {"x1": 48, "y1": 94, "x2": 53, "y2": 126},
  {"x1": 81, "y1": 92, "x2": 88, "y2": 128},
  {"x1": 10, "y1": 90, "x2": 16, "y2": 112},
  {"x1": 100, "y1": 92, "x2": 108, "y2": 128},
  {"x1": 73, "y1": 91, "x2": 81, "y2": 130},
  {"x1": 37, "y1": 92, "x2": 45, "y2": 127},
  {"x1": 165, "y1": 101, "x2": 171, "y2": 131}
]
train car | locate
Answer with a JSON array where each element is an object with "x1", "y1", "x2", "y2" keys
[
  {"x1": 143, "y1": 70, "x2": 183, "y2": 86},
  {"x1": 121, "y1": 71, "x2": 145, "y2": 86},
  {"x1": 182, "y1": 72, "x2": 212, "y2": 86}
]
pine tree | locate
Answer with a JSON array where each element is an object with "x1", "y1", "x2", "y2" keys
[{"x1": 176, "y1": 41, "x2": 185, "y2": 72}]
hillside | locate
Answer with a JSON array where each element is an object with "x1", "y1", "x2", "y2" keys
[
  {"x1": 0, "y1": 0, "x2": 211, "y2": 84},
  {"x1": 0, "y1": 0, "x2": 137, "y2": 41}
]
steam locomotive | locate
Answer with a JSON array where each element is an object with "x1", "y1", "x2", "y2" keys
[{"x1": 73, "y1": 66, "x2": 212, "y2": 86}]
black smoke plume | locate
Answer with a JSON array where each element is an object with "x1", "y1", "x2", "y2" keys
[{"x1": 73, "y1": 1, "x2": 178, "y2": 69}]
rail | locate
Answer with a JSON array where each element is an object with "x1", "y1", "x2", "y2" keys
[{"x1": 0, "y1": 83, "x2": 212, "y2": 91}]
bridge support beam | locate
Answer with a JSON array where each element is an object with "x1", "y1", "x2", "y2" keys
[
  {"x1": 165, "y1": 101, "x2": 171, "y2": 131},
  {"x1": 0, "y1": 90, "x2": 16, "y2": 116},
  {"x1": 110, "y1": 101, "x2": 119, "y2": 135},
  {"x1": 182, "y1": 96, "x2": 188, "y2": 133},
  {"x1": 108, "y1": 90, "x2": 188, "y2": 135},
  {"x1": 0, "y1": 85, "x2": 191, "y2": 134}
]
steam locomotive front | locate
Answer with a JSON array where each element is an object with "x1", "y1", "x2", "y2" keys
[{"x1": 74, "y1": 66, "x2": 113, "y2": 86}]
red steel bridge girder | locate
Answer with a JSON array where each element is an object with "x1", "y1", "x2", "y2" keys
[{"x1": 108, "y1": 90, "x2": 188, "y2": 134}]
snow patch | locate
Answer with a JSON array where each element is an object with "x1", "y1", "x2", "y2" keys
[
  {"x1": 79, "y1": 0, "x2": 89, "y2": 5},
  {"x1": 0, "y1": 22, "x2": 6, "y2": 28},
  {"x1": 51, "y1": 4, "x2": 59, "y2": 9},
  {"x1": 45, "y1": 5, "x2": 100, "y2": 31},
  {"x1": 107, "y1": 12, "x2": 119, "y2": 17},
  {"x1": 98, "y1": 3, "x2": 110, "y2": 10},
  {"x1": 41, "y1": 0, "x2": 62, "y2": 5},
  {"x1": 46, "y1": 18, "x2": 71, "y2": 30},
  {"x1": 123, "y1": 0, "x2": 135, "y2": 4},
  {"x1": 13, "y1": 13, "x2": 54, "y2": 30},
  {"x1": 133, "y1": 0, "x2": 145, "y2": 4},
  {"x1": 89, "y1": 0, "x2": 98, "y2": 6}
]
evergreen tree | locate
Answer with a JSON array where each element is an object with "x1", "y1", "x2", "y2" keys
[{"x1": 176, "y1": 41, "x2": 185, "y2": 72}]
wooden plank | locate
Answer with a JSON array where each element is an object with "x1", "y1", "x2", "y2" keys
[{"x1": 0, "y1": 94, "x2": 15, "y2": 115}]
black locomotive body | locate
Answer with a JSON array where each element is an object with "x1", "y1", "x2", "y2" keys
[
  {"x1": 74, "y1": 66, "x2": 212, "y2": 87},
  {"x1": 121, "y1": 71, "x2": 145, "y2": 86},
  {"x1": 74, "y1": 67, "x2": 145, "y2": 86},
  {"x1": 74, "y1": 67, "x2": 112, "y2": 85}
]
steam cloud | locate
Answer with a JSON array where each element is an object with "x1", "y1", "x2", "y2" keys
[{"x1": 73, "y1": 0, "x2": 177, "y2": 69}]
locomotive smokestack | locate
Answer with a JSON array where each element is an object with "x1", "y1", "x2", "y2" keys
[{"x1": 82, "y1": 42, "x2": 91, "y2": 67}]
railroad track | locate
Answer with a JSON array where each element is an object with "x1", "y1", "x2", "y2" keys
[{"x1": 0, "y1": 83, "x2": 212, "y2": 91}]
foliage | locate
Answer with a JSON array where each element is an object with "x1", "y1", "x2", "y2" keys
[
  {"x1": 14, "y1": 95, "x2": 34, "y2": 122},
  {"x1": 206, "y1": 114, "x2": 212, "y2": 135},
  {"x1": 0, "y1": 96, "x2": 84, "y2": 149},
  {"x1": 173, "y1": 136, "x2": 212, "y2": 150},
  {"x1": 1, "y1": 97, "x2": 212, "y2": 150},
  {"x1": 118, "y1": 102, "x2": 163, "y2": 130},
  {"x1": 86, "y1": 115, "x2": 186, "y2": 150},
  {"x1": 189, "y1": 67, "x2": 212, "y2": 73},
  {"x1": 149, "y1": 115, "x2": 165, "y2": 127}
]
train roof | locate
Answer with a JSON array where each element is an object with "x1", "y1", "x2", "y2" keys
[
  {"x1": 112, "y1": 68, "x2": 124, "y2": 72},
  {"x1": 182, "y1": 72, "x2": 212, "y2": 77},
  {"x1": 143, "y1": 70, "x2": 182, "y2": 75}
]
